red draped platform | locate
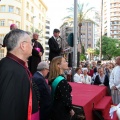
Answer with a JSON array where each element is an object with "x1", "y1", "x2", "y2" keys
[{"x1": 69, "y1": 82, "x2": 118, "y2": 120}]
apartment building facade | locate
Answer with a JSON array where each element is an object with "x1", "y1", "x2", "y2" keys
[
  {"x1": 60, "y1": 20, "x2": 95, "y2": 53},
  {"x1": 45, "y1": 18, "x2": 50, "y2": 60},
  {"x1": 103, "y1": 0, "x2": 120, "y2": 39},
  {"x1": 0, "y1": 0, "x2": 47, "y2": 60}
]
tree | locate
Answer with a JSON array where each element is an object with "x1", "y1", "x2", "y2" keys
[
  {"x1": 95, "y1": 36, "x2": 120, "y2": 60},
  {"x1": 87, "y1": 48, "x2": 95, "y2": 60},
  {"x1": 64, "y1": 1, "x2": 95, "y2": 53}
]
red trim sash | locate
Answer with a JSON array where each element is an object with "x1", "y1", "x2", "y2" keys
[{"x1": 28, "y1": 85, "x2": 32, "y2": 120}]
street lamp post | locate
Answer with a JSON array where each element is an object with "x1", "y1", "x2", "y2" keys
[
  {"x1": 100, "y1": 0, "x2": 103, "y2": 60},
  {"x1": 72, "y1": 0, "x2": 78, "y2": 81}
]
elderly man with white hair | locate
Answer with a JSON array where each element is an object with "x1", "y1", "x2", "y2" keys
[
  {"x1": 0, "y1": 29, "x2": 39, "y2": 120},
  {"x1": 81, "y1": 68, "x2": 92, "y2": 84},
  {"x1": 32, "y1": 61, "x2": 52, "y2": 120}
]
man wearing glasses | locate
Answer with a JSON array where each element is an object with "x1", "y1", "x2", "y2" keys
[{"x1": 0, "y1": 29, "x2": 39, "y2": 120}]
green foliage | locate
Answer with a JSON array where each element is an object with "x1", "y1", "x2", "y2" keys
[
  {"x1": 95, "y1": 36, "x2": 120, "y2": 60},
  {"x1": 63, "y1": 2, "x2": 95, "y2": 53},
  {"x1": 63, "y1": 2, "x2": 94, "y2": 24},
  {"x1": 82, "y1": 46, "x2": 85, "y2": 54},
  {"x1": 80, "y1": 53, "x2": 86, "y2": 61}
]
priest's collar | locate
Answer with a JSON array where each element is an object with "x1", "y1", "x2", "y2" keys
[{"x1": 7, "y1": 53, "x2": 26, "y2": 67}]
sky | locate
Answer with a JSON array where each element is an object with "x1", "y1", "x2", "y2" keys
[{"x1": 43, "y1": 0, "x2": 101, "y2": 35}]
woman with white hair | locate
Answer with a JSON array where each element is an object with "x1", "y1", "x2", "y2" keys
[{"x1": 81, "y1": 68, "x2": 92, "y2": 84}]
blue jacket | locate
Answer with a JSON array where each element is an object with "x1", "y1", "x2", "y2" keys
[{"x1": 32, "y1": 72, "x2": 52, "y2": 120}]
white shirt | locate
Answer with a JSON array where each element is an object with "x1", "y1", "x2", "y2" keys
[
  {"x1": 81, "y1": 74, "x2": 92, "y2": 84},
  {"x1": 109, "y1": 66, "x2": 120, "y2": 90},
  {"x1": 74, "y1": 73, "x2": 82, "y2": 83}
]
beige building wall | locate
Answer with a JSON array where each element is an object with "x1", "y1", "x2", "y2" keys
[
  {"x1": 81, "y1": 20, "x2": 94, "y2": 51},
  {"x1": 0, "y1": 0, "x2": 47, "y2": 60},
  {"x1": 103, "y1": 0, "x2": 120, "y2": 39}
]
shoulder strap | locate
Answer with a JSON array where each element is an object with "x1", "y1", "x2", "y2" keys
[{"x1": 51, "y1": 76, "x2": 64, "y2": 99}]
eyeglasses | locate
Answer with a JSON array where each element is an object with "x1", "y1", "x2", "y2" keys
[{"x1": 22, "y1": 41, "x2": 34, "y2": 46}]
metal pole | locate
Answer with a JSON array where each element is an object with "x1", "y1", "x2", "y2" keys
[
  {"x1": 100, "y1": 0, "x2": 103, "y2": 60},
  {"x1": 72, "y1": 0, "x2": 78, "y2": 81}
]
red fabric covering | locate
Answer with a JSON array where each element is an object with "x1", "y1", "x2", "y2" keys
[{"x1": 69, "y1": 82, "x2": 107, "y2": 120}]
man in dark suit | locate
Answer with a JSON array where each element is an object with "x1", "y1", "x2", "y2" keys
[
  {"x1": 48, "y1": 29, "x2": 62, "y2": 62},
  {"x1": 32, "y1": 61, "x2": 52, "y2": 120}
]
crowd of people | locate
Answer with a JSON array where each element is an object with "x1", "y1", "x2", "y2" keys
[
  {"x1": 72, "y1": 58, "x2": 120, "y2": 103},
  {"x1": 0, "y1": 24, "x2": 120, "y2": 120}
]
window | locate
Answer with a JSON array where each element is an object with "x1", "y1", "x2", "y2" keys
[
  {"x1": 0, "y1": 20, "x2": 5, "y2": 26},
  {"x1": 16, "y1": 7, "x2": 20, "y2": 15},
  {"x1": 0, "y1": 5, "x2": 5, "y2": 12},
  {"x1": 45, "y1": 36, "x2": 49, "y2": 39},
  {"x1": 31, "y1": 6, "x2": 34, "y2": 13},
  {"x1": 16, "y1": 21, "x2": 20, "y2": 28},
  {"x1": 42, "y1": 17, "x2": 44, "y2": 22},
  {"x1": 26, "y1": 14, "x2": 29, "y2": 20},
  {"x1": 45, "y1": 47, "x2": 49, "y2": 50},
  {"x1": 26, "y1": 2, "x2": 29, "y2": 9},
  {"x1": 46, "y1": 31, "x2": 50, "y2": 34},
  {"x1": 39, "y1": 23, "x2": 41, "y2": 29},
  {"x1": 46, "y1": 20, "x2": 50, "y2": 24},
  {"x1": 42, "y1": 8, "x2": 44, "y2": 12},
  {"x1": 88, "y1": 44, "x2": 91, "y2": 47},
  {"x1": 46, "y1": 26, "x2": 50, "y2": 29},
  {"x1": 88, "y1": 28, "x2": 91, "y2": 31},
  {"x1": 88, "y1": 23, "x2": 91, "y2": 26},
  {"x1": 31, "y1": 17, "x2": 33, "y2": 23},
  {"x1": 42, "y1": 25, "x2": 44, "y2": 30},
  {"x1": 82, "y1": 23, "x2": 85, "y2": 26},
  {"x1": 39, "y1": 4, "x2": 41, "y2": 9},
  {"x1": 39, "y1": 14, "x2": 41, "y2": 19},
  {"x1": 8, "y1": 6, "x2": 14, "y2": 12},
  {"x1": 88, "y1": 33, "x2": 91, "y2": 36}
]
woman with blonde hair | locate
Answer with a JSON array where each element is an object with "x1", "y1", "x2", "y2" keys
[{"x1": 48, "y1": 56, "x2": 74, "y2": 120}]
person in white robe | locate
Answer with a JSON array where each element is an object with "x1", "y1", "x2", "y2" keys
[
  {"x1": 109, "y1": 56, "x2": 120, "y2": 104},
  {"x1": 74, "y1": 67, "x2": 83, "y2": 83},
  {"x1": 81, "y1": 68, "x2": 91, "y2": 84}
]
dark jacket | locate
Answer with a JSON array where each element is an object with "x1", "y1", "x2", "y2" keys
[
  {"x1": 50, "y1": 75, "x2": 72, "y2": 120},
  {"x1": 32, "y1": 72, "x2": 52, "y2": 120},
  {"x1": 0, "y1": 53, "x2": 38, "y2": 120},
  {"x1": 94, "y1": 74, "x2": 109, "y2": 86},
  {"x1": 48, "y1": 36, "x2": 61, "y2": 61}
]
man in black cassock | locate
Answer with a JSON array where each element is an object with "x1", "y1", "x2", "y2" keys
[
  {"x1": 28, "y1": 33, "x2": 44, "y2": 75},
  {"x1": 0, "y1": 29, "x2": 38, "y2": 120}
]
